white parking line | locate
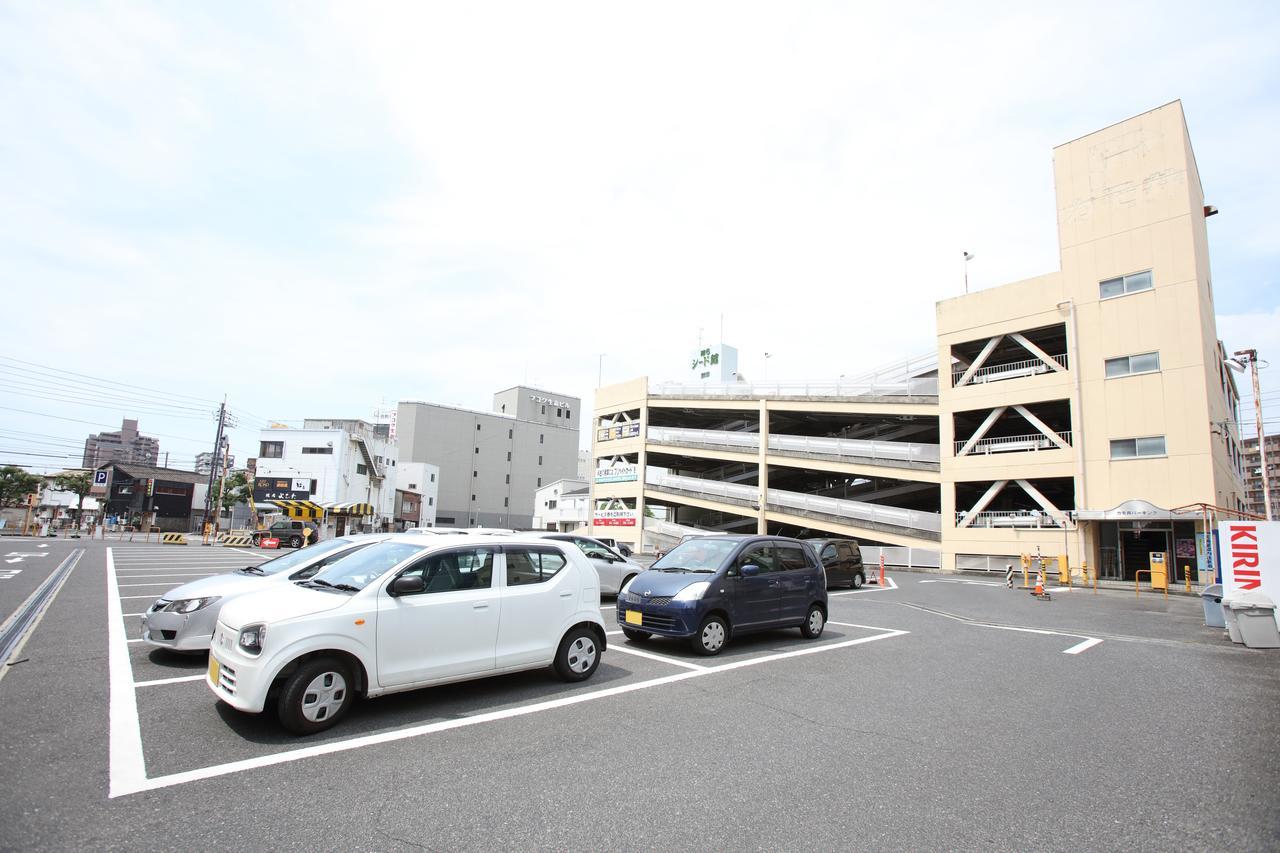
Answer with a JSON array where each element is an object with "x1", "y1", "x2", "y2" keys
[
  {"x1": 1063, "y1": 638, "x2": 1104, "y2": 655},
  {"x1": 117, "y1": 573, "x2": 217, "y2": 579},
  {"x1": 106, "y1": 548, "x2": 148, "y2": 798},
  {"x1": 127, "y1": 639, "x2": 144, "y2": 644},
  {"x1": 828, "y1": 576, "x2": 899, "y2": 596},
  {"x1": 135, "y1": 675, "x2": 205, "y2": 688},
  {"x1": 120, "y1": 595, "x2": 163, "y2": 600},
  {"x1": 123, "y1": 612, "x2": 145, "y2": 617},
  {"x1": 119, "y1": 583, "x2": 190, "y2": 588},
  {"x1": 107, "y1": 621, "x2": 907, "y2": 797},
  {"x1": 608, "y1": 644, "x2": 708, "y2": 671}
]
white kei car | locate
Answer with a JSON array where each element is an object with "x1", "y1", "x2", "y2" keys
[{"x1": 206, "y1": 533, "x2": 606, "y2": 734}]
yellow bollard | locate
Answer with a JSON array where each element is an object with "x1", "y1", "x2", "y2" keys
[{"x1": 1184, "y1": 564, "x2": 1191, "y2": 594}]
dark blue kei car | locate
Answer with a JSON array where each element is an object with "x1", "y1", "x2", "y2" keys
[{"x1": 616, "y1": 535, "x2": 828, "y2": 655}]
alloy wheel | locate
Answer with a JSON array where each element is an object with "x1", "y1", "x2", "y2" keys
[{"x1": 300, "y1": 671, "x2": 348, "y2": 723}]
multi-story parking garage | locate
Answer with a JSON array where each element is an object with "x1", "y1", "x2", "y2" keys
[{"x1": 590, "y1": 101, "x2": 1249, "y2": 579}]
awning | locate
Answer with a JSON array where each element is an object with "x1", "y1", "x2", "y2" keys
[
  {"x1": 324, "y1": 502, "x2": 374, "y2": 517},
  {"x1": 271, "y1": 500, "x2": 325, "y2": 520}
]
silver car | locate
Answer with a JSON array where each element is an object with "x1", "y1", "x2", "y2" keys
[
  {"x1": 140, "y1": 535, "x2": 387, "y2": 652},
  {"x1": 530, "y1": 533, "x2": 644, "y2": 595}
]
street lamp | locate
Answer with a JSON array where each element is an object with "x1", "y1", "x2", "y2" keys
[
  {"x1": 763, "y1": 352, "x2": 772, "y2": 382},
  {"x1": 1227, "y1": 349, "x2": 1271, "y2": 520},
  {"x1": 963, "y1": 251, "x2": 974, "y2": 294}
]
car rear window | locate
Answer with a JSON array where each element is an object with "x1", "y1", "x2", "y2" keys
[{"x1": 505, "y1": 547, "x2": 567, "y2": 586}]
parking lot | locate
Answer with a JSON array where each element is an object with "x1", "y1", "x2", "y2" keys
[{"x1": 1, "y1": 538, "x2": 1278, "y2": 851}]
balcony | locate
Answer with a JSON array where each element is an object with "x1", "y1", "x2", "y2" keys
[{"x1": 951, "y1": 354, "x2": 1068, "y2": 388}]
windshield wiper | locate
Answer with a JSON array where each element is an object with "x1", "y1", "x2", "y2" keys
[
  {"x1": 239, "y1": 566, "x2": 265, "y2": 575},
  {"x1": 656, "y1": 567, "x2": 692, "y2": 573},
  {"x1": 309, "y1": 579, "x2": 336, "y2": 588},
  {"x1": 689, "y1": 568, "x2": 715, "y2": 573}
]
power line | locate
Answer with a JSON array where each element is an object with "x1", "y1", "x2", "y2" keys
[
  {"x1": 0, "y1": 371, "x2": 213, "y2": 415},
  {"x1": 0, "y1": 354, "x2": 222, "y2": 407},
  {"x1": 0, "y1": 406, "x2": 216, "y2": 446}
]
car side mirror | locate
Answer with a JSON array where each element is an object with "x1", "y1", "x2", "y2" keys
[
  {"x1": 388, "y1": 575, "x2": 426, "y2": 596},
  {"x1": 739, "y1": 564, "x2": 761, "y2": 577}
]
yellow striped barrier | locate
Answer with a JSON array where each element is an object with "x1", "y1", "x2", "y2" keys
[{"x1": 161, "y1": 532, "x2": 188, "y2": 545}]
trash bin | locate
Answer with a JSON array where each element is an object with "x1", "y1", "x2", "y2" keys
[
  {"x1": 1222, "y1": 593, "x2": 1243, "y2": 643},
  {"x1": 1201, "y1": 583, "x2": 1226, "y2": 628},
  {"x1": 1228, "y1": 593, "x2": 1280, "y2": 649}
]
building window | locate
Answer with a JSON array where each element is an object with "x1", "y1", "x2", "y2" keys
[
  {"x1": 507, "y1": 451, "x2": 512, "y2": 462},
  {"x1": 310, "y1": 479, "x2": 317, "y2": 493},
  {"x1": 505, "y1": 474, "x2": 510, "y2": 484},
  {"x1": 301, "y1": 446, "x2": 333, "y2": 455},
  {"x1": 1105, "y1": 352, "x2": 1161, "y2": 378},
  {"x1": 547, "y1": 499, "x2": 557, "y2": 509},
  {"x1": 541, "y1": 405, "x2": 546, "y2": 414},
  {"x1": 1099, "y1": 270, "x2": 1153, "y2": 300},
  {"x1": 508, "y1": 428, "x2": 513, "y2": 439},
  {"x1": 566, "y1": 409, "x2": 571, "y2": 419},
  {"x1": 557, "y1": 408, "x2": 562, "y2": 418},
  {"x1": 259, "y1": 441, "x2": 284, "y2": 458},
  {"x1": 1110, "y1": 436, "x2": 1167, "y2": 460},
  {"x1": 409, "y1": 483, "x2": 417, "y2": 490},
  {"x1": 537, "y1": 478, "x2": 541, "y2": 487},
  {"x1": 538, "y1": 455, "x2": 543, "y2": 465},
  {"x1": 473, "y1": 470, "x2": 477, "y2": 478},
  {"x1": 356, "y1": 463, "x2": 368, "y2": 475},
  {"x1": 476, "y1": 423, "x2": 481, "y2": 431},
  {"x1": 401, "y1": 501, "x2": 413, "y2": 513},
  {"x1": 540, "y1": 434, "x2": 544, "y2": 444},
  {"x1": 504, "y1": 497, "x2": 509, "y2": 507},
  {"x1": 428, "y1": 497, "x2": 433, "y2": 506},
  {"x1": 475, "y1": 447, "x2": 480, "y2": 454},
  {"x1": 471, "y1": 494, "x2": 476, "y2": 502},
  {"x1": 430, "y1": 473, "x2": 435, "y2": 482}
]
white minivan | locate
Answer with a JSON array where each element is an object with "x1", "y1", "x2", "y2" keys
[{"x1": 206, "y1": 533, "x2": 606, "y2": 734}]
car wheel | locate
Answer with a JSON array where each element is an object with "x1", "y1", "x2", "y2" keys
[
  {"x1": 691, "y1": 615, "x2": 729, "y2": 656},
  {"x1": 800, "y1": 604, "x2": 825, "y2": 639},
  {"x1": 553, "y1": 627, "x2": 601, "y2": 682},
  {"x1": 289, "y1": 535, "x2": 302, "y2": 548},
  {"x1": 276, "y1": 657, "x2": 354, "y2": 735},
  {"x1": 251, "y1": 534, "x2": 261, "y2": 546},
  {"x1": 852, "y1": 572, "x2": 864, "y2": 590},
  {"x1": 622, "y1": 627, "x2": 651, "y2": 642}
]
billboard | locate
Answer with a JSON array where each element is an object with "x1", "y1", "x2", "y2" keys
[
  {"x1": 593, "y1": 509, "x2": 637, "y2": 527},
  {"x1": 252, "y1": 476, "x2": 312, "y2": 502},
  {"x1": 596, "y1": 422, "x2": 641, "y2": 442},
  {"x1": 1220, "y1": 520, "x2": 1278, "y2": 598},
  {"x1": 595, "y1": 463, "x2": 638, "y2": 484}
]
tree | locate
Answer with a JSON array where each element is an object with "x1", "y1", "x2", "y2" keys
[
  {"x1": 211, "y1": 471, "x2": 251, "y2": 515},
  {"x1": 0, "y1": 466, "x2": 42, "y2": 508},
  {"x1": 52, "y1": 471, "x2": 93, "y2": 528}
]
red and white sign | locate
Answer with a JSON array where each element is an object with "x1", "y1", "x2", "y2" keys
[
  {"x1": 260, "y1": 537, "x2": 281, "y2": 549},
  {"x1": 1220, "y1": 521, "x2": 1279, "y2": 597},
  {"x1": 593, "y1": 510, "x2": 637, "y2": 527}
]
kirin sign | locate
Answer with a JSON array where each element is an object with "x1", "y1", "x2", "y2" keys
[{"x1": 1220, "y1": 520, "x2": 1278, "y2": 597}]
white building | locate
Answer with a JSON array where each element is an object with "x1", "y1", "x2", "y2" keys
[
  {"x1": 396, "y1": 461, "x2": 441, "y2": 528},
  {"x1": 532, "y1": 477, "x2": 589, "y2": 532},
  {"x1": 253, "y1": 418, "x2": 398, "y2": 537},
  {"x1": 36, "y1": 473, "x2": 100, "y2": 531}
]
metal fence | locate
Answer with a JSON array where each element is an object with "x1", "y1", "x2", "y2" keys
[
  {"x1": 954, "y1": 431, "x2": 1072, "y2": 456},
  {"x1": 648, "y1": 426, "x2": 940, "y2": 465},
  {"x1": 648, "y1": 470, "x2": 942, "y2": 534},
  {"x1": 650, "y1": 376, "x2": 938, "y2": 398},
  {"x1": 957, "y1": 510, "x2": 1070, "y2": 529},
  {"x1": 952, "y1": 353, "x2": 1068, "y2": 387},
  {"x1": 860, "y1": 546, "x2": 941, "y2": 569}
]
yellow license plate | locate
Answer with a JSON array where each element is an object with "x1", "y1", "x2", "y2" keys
[
  {"x1": 208, "y1": 656, "x2": 220, "y2": 684},
  {"x1": 625, "y1": 610, "x2": 643, "y2": 626}
]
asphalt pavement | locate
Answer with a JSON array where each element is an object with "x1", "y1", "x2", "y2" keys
[{"x1": 0, "y1": 539, "x2": 1277, "y2": 851}]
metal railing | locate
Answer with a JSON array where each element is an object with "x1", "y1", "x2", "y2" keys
[
  {"x1": 954, "y1": 431, "x2": 1072, "y2": 456},
  {"x1": 956, "y1": 510, "x2": 1071, "y2": 529},
  {"x1": 648, "y1": 470, "x2": 942, "y2": 534},
  {"x1": 648, "y1": 426, "x2": 940, "y2": 465},
  {"x1": 952, "y1": 353, "x2": 1068, "y2": 387},
  {"x1": 650, "y1": 376, "x2": 938, "y2": 399}
]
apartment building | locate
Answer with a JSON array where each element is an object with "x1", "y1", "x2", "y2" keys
[
  {"x1": 397, "y1": 386, "x2": 580, "y2": 529},
  {"x1": 1243, "y1": 434, "x2": 1278, "y2": 520},
  {"x1": 82, "y1": 418, "x2": 159, "y2": 468},
  {"x1": 591, "y1": 101, "x2": 1245, "y2": 581}
]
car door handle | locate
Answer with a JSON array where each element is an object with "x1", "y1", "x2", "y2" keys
[
  {"x1": 559, "y1": 591, "x2": 573, "y2": 598},
  {"x1": 473, "y1": 603, "x2": 489, "y2": 610}
]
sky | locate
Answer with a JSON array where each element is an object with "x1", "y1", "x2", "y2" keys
[{"x1": 1, "y1": 0, "x2": 1277, "y2": 472}]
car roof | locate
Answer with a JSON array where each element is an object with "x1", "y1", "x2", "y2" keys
[{"x1": 373, "y1": 531, "x2": 580, "y2": 550}]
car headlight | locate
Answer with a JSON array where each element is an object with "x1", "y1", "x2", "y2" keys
[
  {"x1": 238, "y1": 623, "x2": 267, "y2": 655},
  {"x1": 163, "y1": 596, "x2": 221, "y2": 614},
  {"x1": 672, "y1": 581, "x2": 710, "y2": 602}
]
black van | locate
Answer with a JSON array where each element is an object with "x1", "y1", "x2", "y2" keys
[{"x1": 805, "y1": 538, "x2": 865, "y2": 589}]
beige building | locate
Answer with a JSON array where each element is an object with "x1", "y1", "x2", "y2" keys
[{"x1": 591, "y1": 102, "x2": 1246, "y2": 580}]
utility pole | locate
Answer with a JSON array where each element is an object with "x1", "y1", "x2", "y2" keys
[
  {"x1": 1235, "y1": 349, "x2": 1272, "y2": 520},
  {"x1": 214, "y1": 437, "x2": 231, "y2": 538},
  {"x1": 203, "y1": 399, "x2": 227, "y2": 537}
]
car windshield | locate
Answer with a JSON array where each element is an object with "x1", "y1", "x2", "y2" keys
[
  {"x1": 249, "y1": 538, "x2": 355, "y2": 575},
  {"x1": 308, "y1": 542, "x2": 427, "y2": 590},
  {"x1": 650, "y1": 538, "x2": 737, "y2": 572}
]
